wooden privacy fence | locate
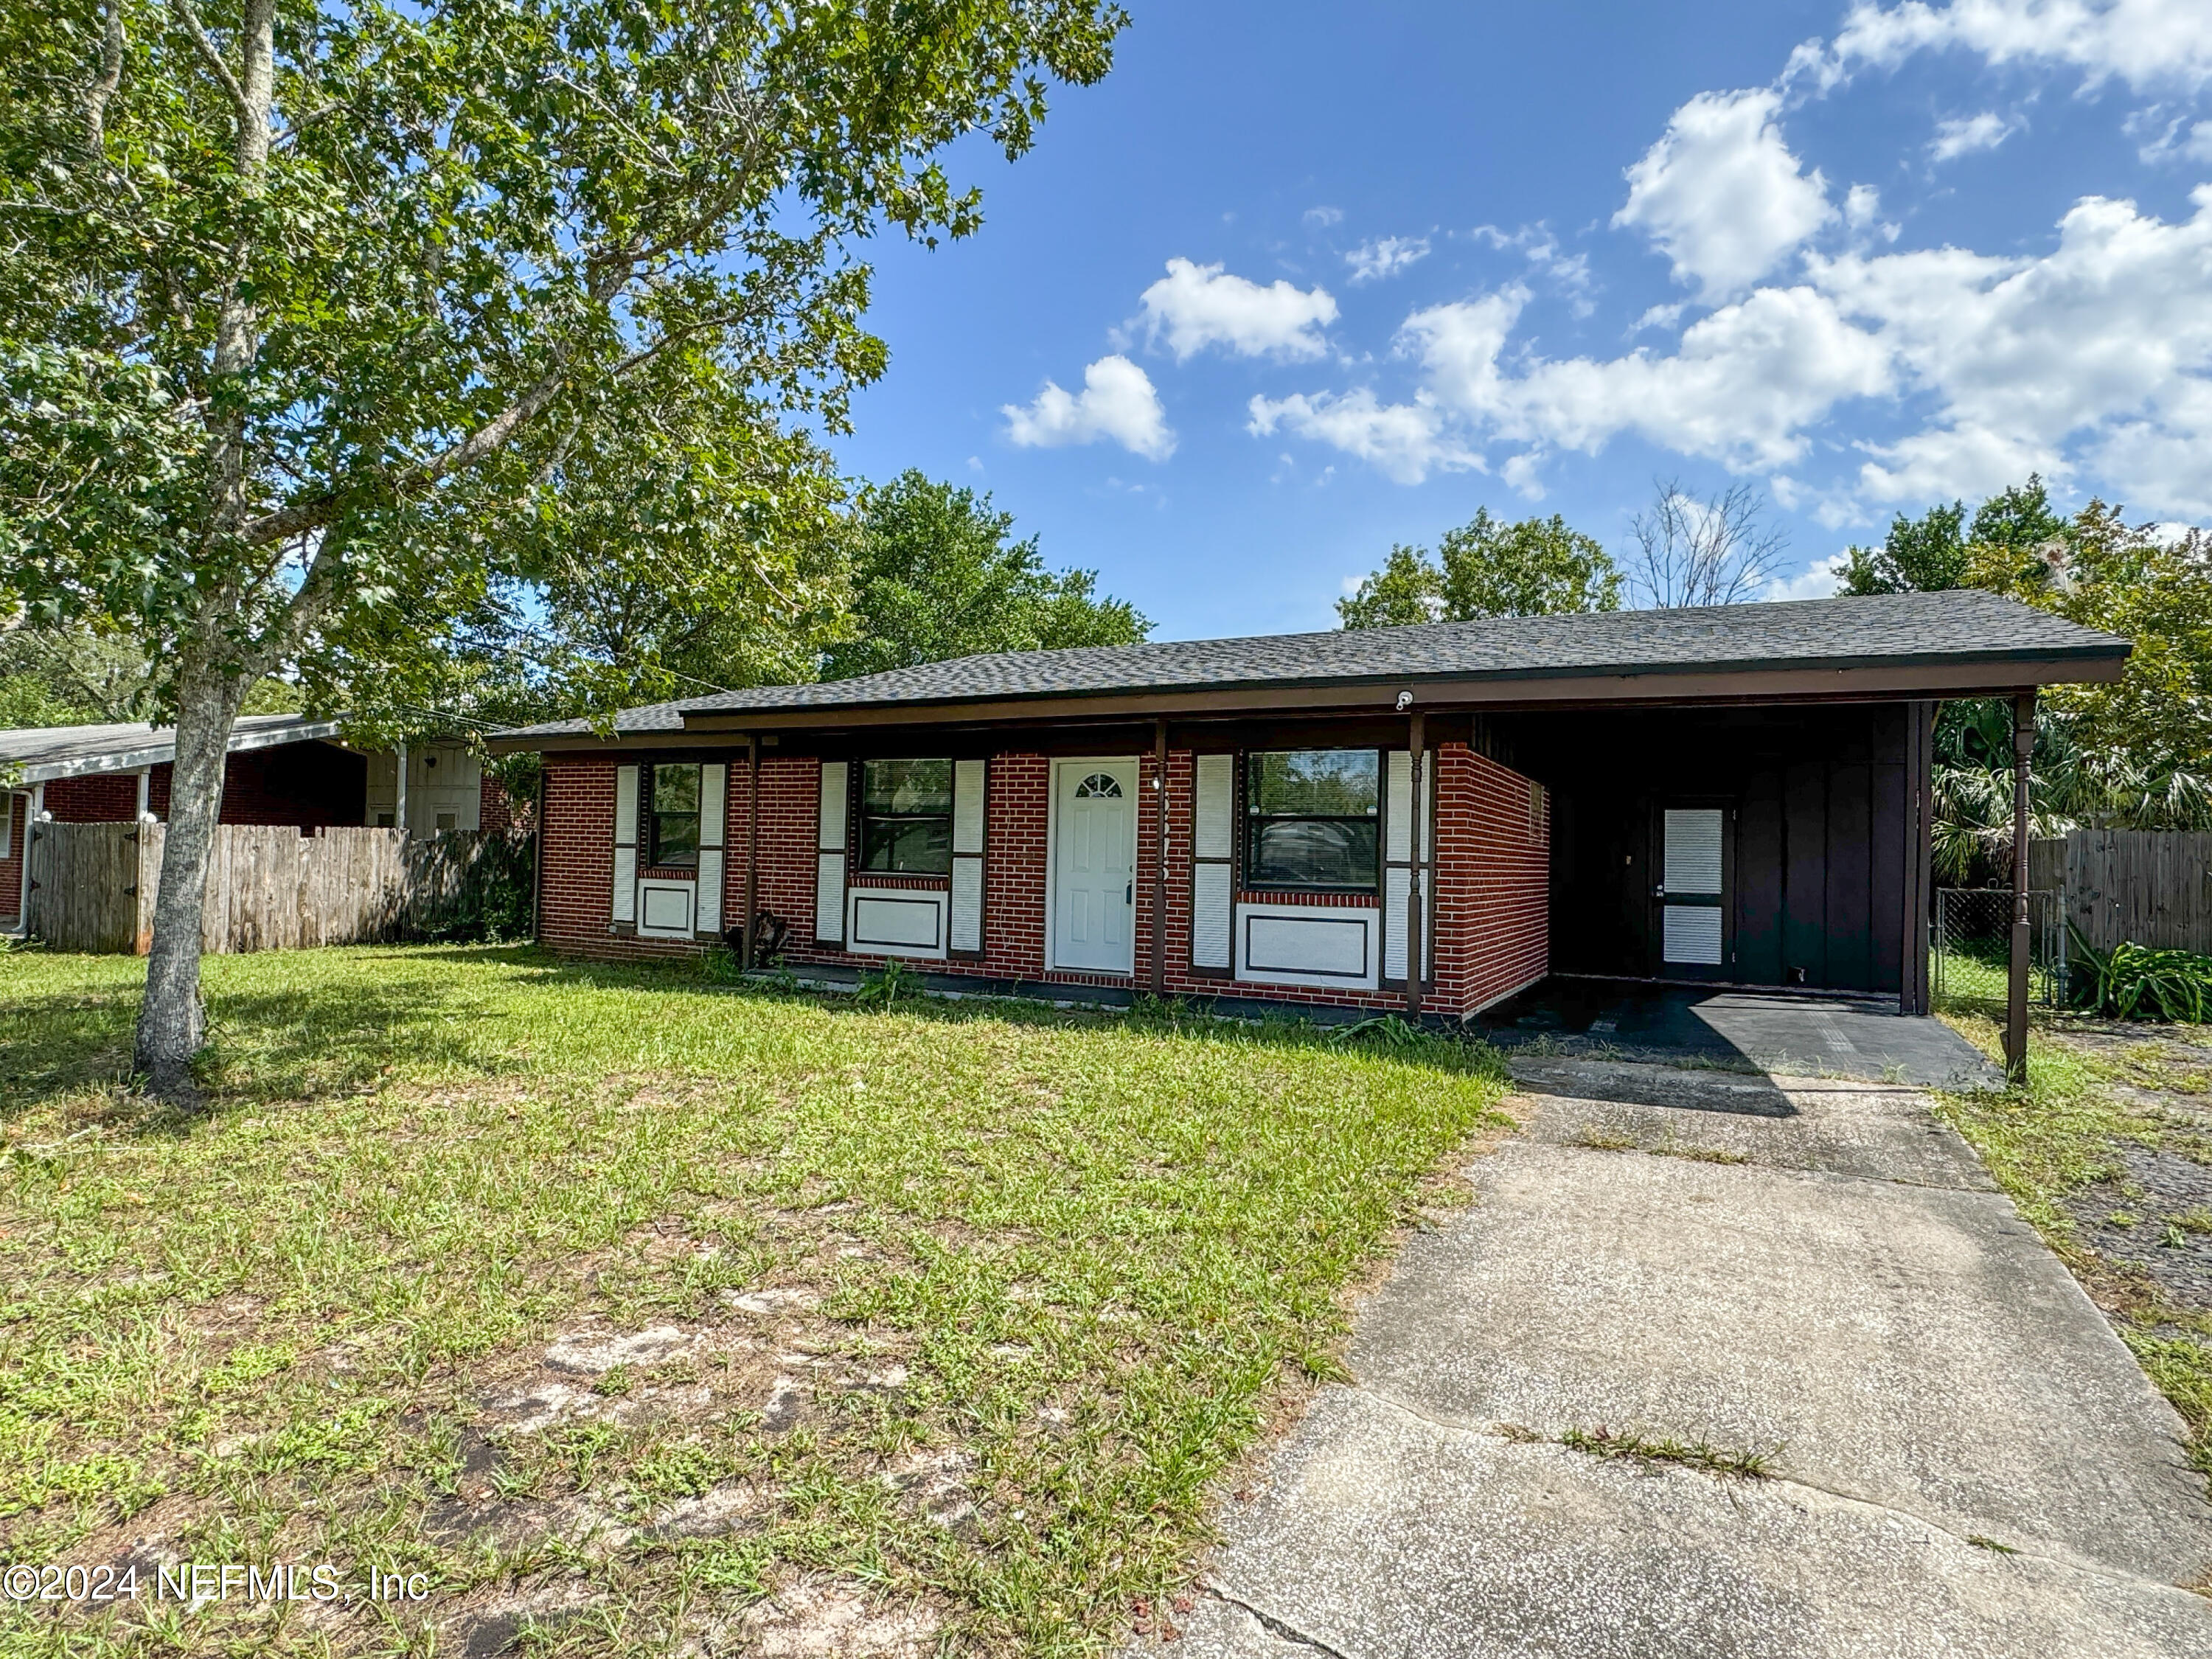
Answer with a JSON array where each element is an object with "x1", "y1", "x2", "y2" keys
[
  {"x1": 2052, "y1": 829, "x2": 2212, "y2": 956},
  {"x1": 24, "y1": 822, "x2": 535, "y2": 955}
]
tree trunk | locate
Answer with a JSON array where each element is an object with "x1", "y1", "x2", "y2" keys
[{"x1": 133, "y1": 671, "x2": 246, "y2": 1103}]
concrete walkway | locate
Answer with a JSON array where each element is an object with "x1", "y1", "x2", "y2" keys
[{"x1": 1148, "y1": 1057, "x2": 2212, "y2": 1658}]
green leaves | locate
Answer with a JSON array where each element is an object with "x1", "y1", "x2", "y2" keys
[
  {"x1": 0, "y1": 0, "x2": 1128, "y2": 708},
  {"x1": 1338, "y1": 508, "x2": 1623, "y2": 629},
  {"x1": 822, "y1": 470, "x2": 1150, "y2": 681}
]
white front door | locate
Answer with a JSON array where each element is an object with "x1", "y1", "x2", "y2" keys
[{"x1": 1051, "y1": 759, "x2": 1138, "y2": 973}]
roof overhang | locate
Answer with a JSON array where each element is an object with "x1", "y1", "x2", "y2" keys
[
  {"x1": 9, "y1": 718, "x2": 347, "y2": 785},
  {"x1": 488, "y1": 647, "x2": 2128, "y2": 754}
]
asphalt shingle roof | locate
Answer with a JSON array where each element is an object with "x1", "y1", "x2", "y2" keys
[
  {"x1": 496, "y1": 589, "x2": 2129, "y2": 739},
  {"x1": 0, "y1": 714, "x2": 345, "y2": 783}
]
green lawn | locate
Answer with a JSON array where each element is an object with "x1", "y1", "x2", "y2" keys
[{"x1": 0, "y1": 945, "x2": 1512, "y2": 1657}]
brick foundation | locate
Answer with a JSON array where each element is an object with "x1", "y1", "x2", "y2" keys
[{"x1": 539, "y1": 740, "x2": 1549, "y2": 1020}]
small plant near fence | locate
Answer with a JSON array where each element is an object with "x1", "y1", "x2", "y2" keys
[{"x1": 2067, "y1": 932, "x2": 2212, "y2": 1023}]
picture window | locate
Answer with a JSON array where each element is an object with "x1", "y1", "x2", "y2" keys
[
  {"x1": 1244, "y1": 749, "x2": 1380, "y2": 892},
  {"x1": 860, "y1": 759, "x2": 953, "y2": 874}
]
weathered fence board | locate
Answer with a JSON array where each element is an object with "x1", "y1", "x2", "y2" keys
[
  {"x1": 2062, "y1": 830, "x2": 2212, "y2": 956},
  {"x1": 26, "y1": 822, "x2": 533, "y2": 955}
]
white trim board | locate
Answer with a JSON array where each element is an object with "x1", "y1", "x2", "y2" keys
[
  {"x1": 846, "y1": 887, "x2": 948, "y2": 959},
  {"x1": 1235, "y1": 901, "x2": 1380, "y2": 990}
]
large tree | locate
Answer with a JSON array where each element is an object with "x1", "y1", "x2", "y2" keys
[
  {"x1": 0, "y1": 0, "x2": 1123, "y2": 1099},
  {"x1": 824, "y1": 470, "x2": 1148, "y2": 679},
  {"x1": 1338, "y1": 508, "x2": 1621, "y2": 629},
  {"x1": 1837, "y1": 476, "x2": 2212, "y2": 877}
]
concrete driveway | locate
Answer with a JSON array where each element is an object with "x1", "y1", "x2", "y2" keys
[{"x1": 1146, "y1": 1056, "x2": 2212, "y2": 1658}]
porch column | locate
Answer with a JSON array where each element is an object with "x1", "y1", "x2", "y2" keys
[
  {"x1": 1406, "y1": 709, "x2": 1425, "y2": 1021},
  {"x1": 742, "y1": 735, "x2": 762, "y2": 969},
  {"x1": 395, "y1": 741, "x2": 410, "y2": 836},
  {"x1": 2006, "y1": 692, "x2": 2037, "y2": 1085},
  {"x1": 1152, "y1": 719, "x2": 1168, "y2": 998}
]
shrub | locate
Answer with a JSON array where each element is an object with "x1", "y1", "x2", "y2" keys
[{"x1": 2070, "y1": 933, "x2": 2212, "y2": 1023}]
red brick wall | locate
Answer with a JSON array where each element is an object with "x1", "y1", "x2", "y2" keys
[
  {"x1": 481, "y1": 776, "x2": 523, "y2": 833},
  {"x1": 42, "y1": 744, "x2": 367, "y2": 834},
  {"x1": 1, "y1": 793, "x2": 24, "y2": 927},
  {"x1": 1435, "y1": 746, "x2": 1551, "y2": 1014},
  {"x1": 538, "y1": 740, "x2": 1549, "y2": 1018},
  {"x1": 43, "y1": 772, "x2": 140, "y2": 822}
]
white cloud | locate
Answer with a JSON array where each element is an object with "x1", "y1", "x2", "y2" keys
[
  {"x1": 1346, "y1": 236, "x2": 1431, "y2": 283},
  {"x1": 1304, "y1": 205, "x2": 1344, "y2": 228},
  {"x1": 2135, "y1": 114, "x2": 2212, "y2": 166},
  {"x1": 1137, "y1": 259, "x2": 1338, "y2": 362},
  {"x1": 1615, "y1": 88, "x2": 1835, "y2": 298},
  {"x1": 1813, "y1": 187, "x2": 2212, "y2": 512},
  {"x1": 1247, "y1": 389, "x2": 1477, "y2": 485},
  {"x1": 1764, "y1": 553, "x2": 1851, "y2": 601},
  {"x1": 1260, "y1": 182, "x2": 2212, "y2": 521},
  {"x1": 1002, "y1": 355, "x2": 1175, "y2": 461},
  {"x1": 1930, "y1": 111, "x2": 2022, "y2": 161},
  {"x1": 1413, "y1": 283, "x2": 1893, "y2": 470},
  {"x1": 1815, "y1": 0, "x2": 2212, "y2": 94}
]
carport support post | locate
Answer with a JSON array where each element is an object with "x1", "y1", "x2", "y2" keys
[
  {"x1": 1406, "y1": 711, "x2": 1425, "y2": 1022},
  {"x1": 1152, "y1": 718, "x2": 1167, "y2": 998},
  {"x1": 2006, "y1": 692, "x2": 2037, "y2": 1086},
  {"x1": 742, "y1": 735, "x2": 761, "y2": 970}
]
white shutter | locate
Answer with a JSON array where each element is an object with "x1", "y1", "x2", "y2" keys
[
  {"x1": 612, "y1": 765, "x2": 639, "y2": 924},
  {"x1": 950, "y1": 758, "x2": 986, "y2": 954},
  {"x1": 1191, "y1": 754, "x2": 1234, "y2": 970},
  {"x1": 1386, "y1": 750, "x2": 1413, "y2": 863},
  {"x1": 1192, "y1": 863, "x2": 1232, "y2": 970},
  {"x1": 952, "y1": 759, "x2": 986, "y2": 854},
  {"x1": 950, "y1": 860, "x2": 984, "y2": 953},
  {"x1": 815, "y1": 761, "x2": 848, "y2": 944},
  {"x1": 696, "y1": 762, "x2": 727, "y2": 936},
  {"x1": 1383, "y1": 866, "x2": 1412, "y2": 981},
  {"x1": 1193, "y1": 755, "x2": 1234, "y2": 860},
  {"x1": 1382, "y1": 749, "x2": 1433, "y2": 981}
]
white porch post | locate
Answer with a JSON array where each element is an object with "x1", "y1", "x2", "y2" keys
[
  {"x1": 135, "y1": 767, "x2": 152, "y2": 820},
  {"x1": 21, "y1": 782, "x2": 45, "y2": 934},
  {"x1": 395, "y1": 742, "x2": 410, "y2": 837}
]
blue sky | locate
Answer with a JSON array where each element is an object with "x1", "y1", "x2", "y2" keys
[{"x1": 831, "y1": 0, "x2": 2212, "y2": 642}]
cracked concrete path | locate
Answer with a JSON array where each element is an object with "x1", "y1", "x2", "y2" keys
[{"x1": 1141, "y1": 1057, "x2": 2212, "y2": 1658}]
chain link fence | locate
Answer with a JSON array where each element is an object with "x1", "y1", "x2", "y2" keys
[{"x1": 1933, "y1": 888, "x2": 2065, "y2": 1006}]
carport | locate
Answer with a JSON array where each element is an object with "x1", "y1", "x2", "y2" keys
[{"x1": 1473, "y1": 978, "x2": 1998, "y2": 1090}]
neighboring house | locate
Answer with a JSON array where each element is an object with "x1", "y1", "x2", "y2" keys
[
  {"x1": 3, "y1": 715, "x2": 509, "y2": 932},
  {"x1": 490, "y1": 591, "x2": 2129, "y2": 1020}
]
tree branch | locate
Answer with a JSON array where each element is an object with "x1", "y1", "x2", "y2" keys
[
  {"x1": 83, "y1": 0, "x2": 126, "y2": 156},
  {"x1": 166, "y1": 0, "x2": 250, "y2": 119}
]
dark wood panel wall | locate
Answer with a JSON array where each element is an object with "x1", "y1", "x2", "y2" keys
[{"x1": 1509, "y1": 703, "x2": 1930, "y2": 1005}]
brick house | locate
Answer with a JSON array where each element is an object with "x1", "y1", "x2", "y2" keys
[
  {"x1": 2, "y1": 714, "x2": 509, "y2": 933},
  {"x1": 491, "y1": 592, "x2": 2128, "y2": 1021}
]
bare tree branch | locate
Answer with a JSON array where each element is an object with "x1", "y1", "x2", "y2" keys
[{"x1": 1627, "y1": 479, "x2": 1787, "y2": 609}]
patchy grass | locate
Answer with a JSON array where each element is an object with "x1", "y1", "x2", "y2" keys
[
  {"x1": 1933, "y1": 1002, "x2": 2212, "y2": 1477},
  {"x1": 0, "y1": 945, "x2": 1514, "y2": 1657},
  {"x1": 1555, "y1": 1425, "x2": 1773, "y2": 1480}
]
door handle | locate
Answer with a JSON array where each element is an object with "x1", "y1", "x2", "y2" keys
[
  {"x1": 1655, "y1": 884, "x2": 1666, "y2": 897},
  {"x1": 1125, "y1": 881, "x2": 1133, "y2": 905}
]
